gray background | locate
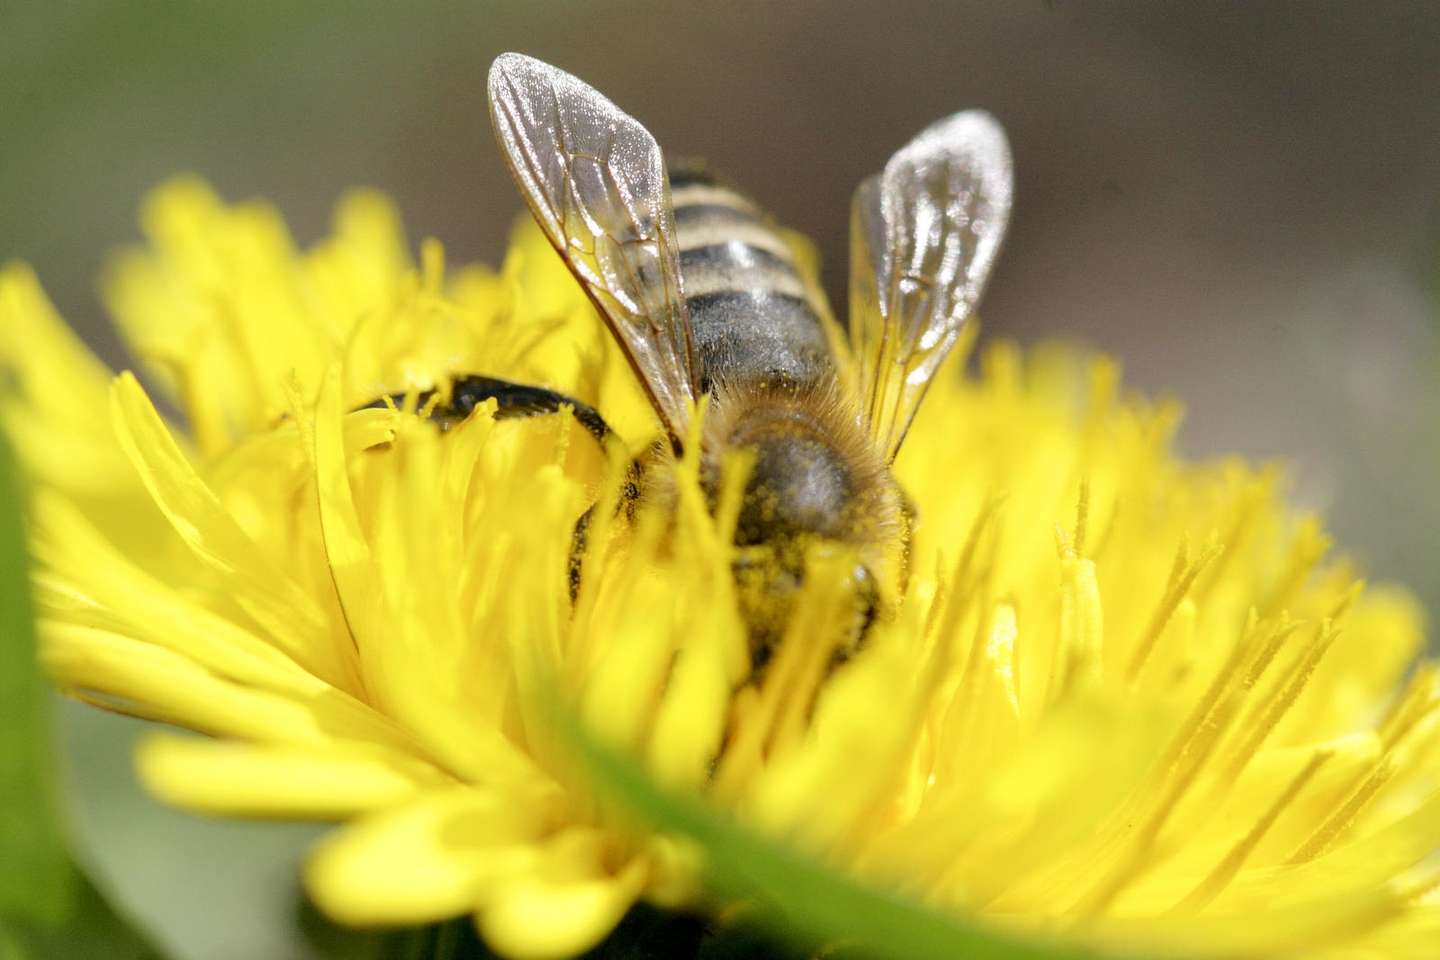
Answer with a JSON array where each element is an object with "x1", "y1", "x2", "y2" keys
[{"x1": 3, "y1": 4, "x2": 1438, "y2": 958}]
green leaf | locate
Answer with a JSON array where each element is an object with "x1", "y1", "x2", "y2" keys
[
  {"x1": 0, "y1": 429, "x2": 72, "y2": 928},
  {"x1": 0, "y1": 430, "x2": 164, "y2": 959},
  {"x1": 567, "y1": 715, "x2": 1111, "y2": 960},
  {"x1": 3, "y1": 873, "x2": 162, "y2": 960}
]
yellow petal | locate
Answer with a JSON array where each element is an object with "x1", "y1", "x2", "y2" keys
[
  {"x1": 0, "y1": 263, "x2": 113, "y2": 430},
  {"x1": 0, "y1": 263, "x2": 137, "y2": 497},
  {"x1": 305, "y1": 188, "x2": 414, "y2": 346},
  {"x1": 40, "y1": 622, "x2": 396, "y2": 752},
  {"x1": 109, "y1": 371, "x2": 352, "y2": 688},
  {"x1": 30, "y1": 487, "x2": 322, "y2": 695},
  {"x1": 136, "y1": 732, "x2": 448, "y2": 818},
  {"x1": 647, "y1": 622, "x2": 734, "y2": 792},
  {"x1": 307, "y1": 786, "x2": 566, "y2": 926},
  {"x1": 310, "y1": 363, "x2": 376, "y2": 660},
  {"x1": 103, "y1": 176, "x2": 336, "y2": 450},
  {"x1": 479, "y1": 829, "x2": 648, "y2": 960}
]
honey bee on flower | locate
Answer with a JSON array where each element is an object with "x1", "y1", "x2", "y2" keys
[
  {"x1": 395, "y1": 53, "x2": 1010, "y2": 671},
  {"x1": 1, "y1": 52, "x2": 1437, "y2": 960}
]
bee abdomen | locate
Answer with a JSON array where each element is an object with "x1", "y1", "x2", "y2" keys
[{"x1": 669, "y1": 168, "x2": 834, "y2": 391}]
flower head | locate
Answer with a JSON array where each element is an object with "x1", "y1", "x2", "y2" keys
[{"x1": 3, "y1": 178, "x2": 1438, "y2": 959}]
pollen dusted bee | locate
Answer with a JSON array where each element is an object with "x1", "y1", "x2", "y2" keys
[{"x1": 452, "y1": 53, "x2": 1010, "y2": 665}]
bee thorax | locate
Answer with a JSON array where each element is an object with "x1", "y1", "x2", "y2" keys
[
  {"x1": 702, "y1": 381, "x2": 901, "y2": 557},
  {"x1": 692, "y1": 380, "x2": 905, "y2": 666},
  {"x1": 730, "y1": 415, "x2": 862, "y2": 544}
]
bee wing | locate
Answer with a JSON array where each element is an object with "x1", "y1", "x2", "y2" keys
[
  {"x1": 488, "y1": 53, "x2": 699, "y2": 449},
  {"x1": 850, "y1": 110, "x2": 1012, "y2": 460}
]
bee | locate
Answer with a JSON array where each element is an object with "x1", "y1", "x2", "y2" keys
[{"x1": 463, "y1": 53, "x2": 1010, "y2": 665}]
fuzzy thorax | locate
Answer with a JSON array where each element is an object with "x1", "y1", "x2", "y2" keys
[{"x1": 641, "y1": 376, "x2": 908, "y2": 661}]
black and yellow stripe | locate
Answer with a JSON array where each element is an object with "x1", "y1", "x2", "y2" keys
[{"x1": 668, "y1": 168, "x2": 834, "y2": 392}]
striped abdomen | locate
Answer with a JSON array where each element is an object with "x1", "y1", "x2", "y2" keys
[{"x1": 669, "y1": 168, "x2": 836, "y2": 394}]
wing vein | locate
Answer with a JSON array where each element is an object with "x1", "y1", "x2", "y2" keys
[{"x1": 488, "y1": 53, "x2": 699, "y2": 450}]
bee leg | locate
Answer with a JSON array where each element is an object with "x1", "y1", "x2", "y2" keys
[
  {"x1": 567, "y1": 452, "x2": 648, "y2": 601},
  {"x1": 365, "y1": 377, "x2": 660, "y2": 610},
  {"x1": 366, "y1": 376, "x2": 640, "y2": 603},
  {"x1": 826, "y1": 562, "x2": 881, "y2": 673},
  {"x1": 434, "y1": 378, "x2": 646, "y2": 604},
  {"x1": 892, "y1": 488, "x2": 919, "y2": 598},
  {"x1": 366, "y1": 374, "x2": 617, "y2": 447},
  {"x1": 568, "y1": 505, "x2": 593, "y2": 602}
]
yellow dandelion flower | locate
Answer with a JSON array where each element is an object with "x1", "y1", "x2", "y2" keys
[{"x1": 3, "y1": 176, "x2": 1438, "y2": 960}]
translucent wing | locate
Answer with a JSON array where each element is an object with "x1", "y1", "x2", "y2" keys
[
  {"x1": 488, "y1": 53, "x2": 699, "y2": 449},
  {"x1": 851, "y1": 110, "x2": 1012, "y2": 460}
]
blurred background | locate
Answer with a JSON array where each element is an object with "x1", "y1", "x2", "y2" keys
[{"x1": 3, "y1": 3, "x2": 1439, "y2": 958}]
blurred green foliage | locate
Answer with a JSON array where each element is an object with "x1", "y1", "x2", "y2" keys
[
  {"x1": 0, "y1": 431, "x2": 161, "y2": 958},
  {"x1": 569, "y1": 713, "x2": 1106, "y2": 960},
  {"x1": 0, "y1": 424, "x2": 68, "y2": 930}
]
